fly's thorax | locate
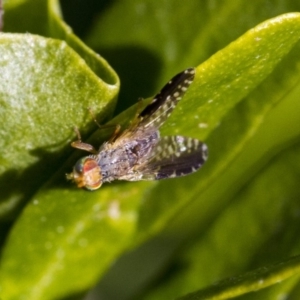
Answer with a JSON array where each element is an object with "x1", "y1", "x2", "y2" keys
[
  {"x1": 96, "y1": 147, "x2": 136, "y2": 183},
  {"x1": 96, "y1": 131, "x2": 159, "y2": 183}
]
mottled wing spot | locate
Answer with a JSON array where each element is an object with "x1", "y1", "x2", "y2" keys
[
  {"x1": 140, "y1": 68, "x2": 195, "y2": 130},
  {"x1": 137, "y1": 135, "x2": 208, "y2": 180}
]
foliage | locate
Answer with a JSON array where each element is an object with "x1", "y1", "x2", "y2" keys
[{"x1": 0, "y1": 1, "x2": 300, "y2": 299}]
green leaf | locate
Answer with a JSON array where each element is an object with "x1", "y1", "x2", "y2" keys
[
  {"x1": 0, "y1": 181, "x2": 147, "y2": 299},
  {"x1": 3, "y1": 0, "x2": 48, "y2": 35},
  {"x1": 136, "y1": 12, "x2": 300, "y2": 242},
  {"x1": 83, "y1": 0, "x2": 300, "y2": 113},
  {"x1": 133, "y1": 53, "x2": 300, "y2": 300},
  {"x1": 177, "y1": 255, "x2": 300, "y2": 300},
  {"x1": 145, "y1": 141, "x2": 300, "y2": 300},
  {"x1": 0, "y1": 33, "x2": 118, "y2": 218},
  {"x1": 48, "y1": 0, "x2": 118, "y2": 86}
]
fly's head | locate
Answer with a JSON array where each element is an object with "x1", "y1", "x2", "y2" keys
[{"x1": 66, "y1": 156, "x2": 102, "y2": 190}]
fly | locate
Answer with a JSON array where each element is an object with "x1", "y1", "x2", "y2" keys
[{"x1": 66, "y1": 68, "x2": 208, "y2": 190}]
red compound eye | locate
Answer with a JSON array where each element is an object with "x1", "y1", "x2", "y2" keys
[
  {"x1": 82, "y1": 158, "x2": 98, "y2": 173},
  {"x1": 73, "y1": 157, "x2": 102, "y2": 190}
]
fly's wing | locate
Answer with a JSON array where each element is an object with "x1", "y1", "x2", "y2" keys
[
  {"x1": 139, "y1": 68, "x2": 195, "y2": 130},
  {"x1": 135, "y1": 135, "x2": 208, "y2": 180}
]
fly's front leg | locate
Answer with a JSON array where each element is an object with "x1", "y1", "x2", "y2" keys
[
  {"x1": 136, "y1": 97, "x2": 144, "y2": 118},
  {"x1": 71, "y1": 108, "x2": 122, "y2": 153},
  {"x1": 71, "y1": 127, "x2": 98, "y2": 154},
  {"x1": 108, "y1": 124, "x2": 121, "y2": 143},
  {"x1": 132, "y1": 98, "x2": 144, "y2": 125},
  {"x1": 125, "y1": 98, "x2": 144, "y2": 131},
  {"x1": 88, "y1": 107, "x2": 121, "y2": 142}
]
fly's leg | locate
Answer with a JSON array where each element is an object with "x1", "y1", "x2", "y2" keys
[
  {"x1": 71, "y1": 127, "x2": 98, "y2": 154},
  {"x1": 135, "y1": 97, "x2": 145, "y2": 119},
  {"x1": 87, "y1": 107, "x2": 122, "y2": 143},
  {"x1": 88, "y1": 107, "x2": 103, "y2": 129},
  {"x1": 127, "y1": 97, "x2": 144, "y2": 129},
  {"x1": 108, "y1": 124, "x2": 121, "y2": 142},
  {"x1": 136, "y1": 97, "x2": 144, "y2": 117}
]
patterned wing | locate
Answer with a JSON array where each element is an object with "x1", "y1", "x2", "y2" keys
[
  {"x1": 135, "y1": 135, "x2": 208, "y2": 180},
  {"x1": 139, "y1": 68, "x2": 195, "y2": 130}
]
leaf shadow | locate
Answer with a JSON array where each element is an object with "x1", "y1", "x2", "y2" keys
[
  {"x1": 92, "y1": 46, "x2": 162, "y2": 115},
  {"x1": 0, "y1": 144, "x2": 73, "y2": 221},
  {"x1": 60, "y1": 0, "x2": 118, "y2": 38}
]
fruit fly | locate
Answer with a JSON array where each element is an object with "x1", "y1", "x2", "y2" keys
[{"x1": 66, "y1": 68, "x2": 208, "y2": 190}]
